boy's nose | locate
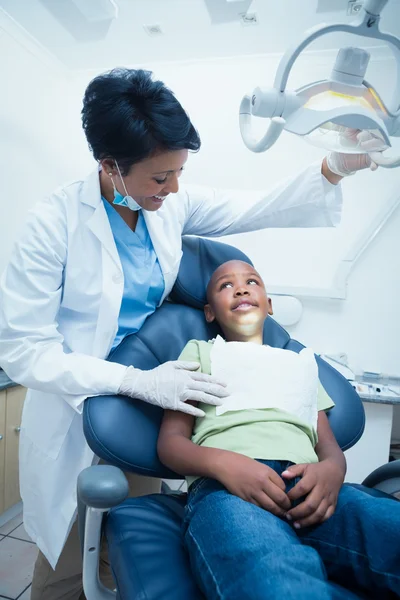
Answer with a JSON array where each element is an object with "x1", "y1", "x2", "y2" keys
[{"x1": 235, "y1": 288, "x2": 249, "y2": 296}]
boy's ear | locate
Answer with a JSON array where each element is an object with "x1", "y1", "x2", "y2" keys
[
  {"x1": 204, "y1": 304, "x2": 215, "y2": 323},
  {"x1": 267, "y1": 297, "x2": 273, "y2": 315}
]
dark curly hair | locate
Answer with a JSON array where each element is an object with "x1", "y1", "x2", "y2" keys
[{"x1": 81, "y1": 68, "x2": 200, "y2": 174}]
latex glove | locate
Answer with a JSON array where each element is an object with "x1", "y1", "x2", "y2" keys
[
  {"x1": 119, "y1": 361, "x2": 228, "y2": 417},
  {"x1": 327, "y1": 129, "x2": 388, "y2": 177}
]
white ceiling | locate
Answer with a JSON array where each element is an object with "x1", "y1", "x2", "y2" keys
[{"x1": 1, "y1": 0, "x2": 400, "y2": 72}]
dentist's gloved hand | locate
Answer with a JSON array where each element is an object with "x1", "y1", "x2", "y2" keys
[
  {"x1": 119, "y1": 362, "x2": 228, "y2": 418},
  {"x1": 327, "y1": 129, "x2": 388, "y2": 177}
]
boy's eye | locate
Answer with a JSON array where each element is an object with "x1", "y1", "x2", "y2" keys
[
  {"x1": 248, "y1": 279, "x2": 258, "y2": 285},
  {"x1": 220, "y1": 282, "x2": 233, "y2": 290}
]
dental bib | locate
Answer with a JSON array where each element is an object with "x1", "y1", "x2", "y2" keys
[{"x1": 211, "y1": 335, "x2": 319, "y2": 430}]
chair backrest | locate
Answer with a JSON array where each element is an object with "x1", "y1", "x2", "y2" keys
[{"x1": 83, "y1": 237, "x2": 365, "y2": 478}]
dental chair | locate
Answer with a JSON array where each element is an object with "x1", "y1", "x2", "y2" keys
[{"x1": 78, "y1": 236, "x2": 400, "y2": 600}]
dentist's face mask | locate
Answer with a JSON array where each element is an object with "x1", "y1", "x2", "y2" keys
[{"x1": 111, "y1": 161, "x2": 142, "y2": 212}]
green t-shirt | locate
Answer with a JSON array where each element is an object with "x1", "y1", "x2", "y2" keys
[{"x1": 179, "y1": 340, "x2": 335, "y2": 486}]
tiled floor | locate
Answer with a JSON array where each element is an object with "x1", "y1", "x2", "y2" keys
[{"x1": 0, "y1": 513, "x2": 35, "y2": 600}]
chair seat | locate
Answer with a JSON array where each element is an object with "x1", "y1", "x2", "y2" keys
[
  {"x1": 105, "y1": 494, "x2": 204, "y2": 600},
  {"x1": 105, "y1": 485, "x2": 397, "y2": 600}
]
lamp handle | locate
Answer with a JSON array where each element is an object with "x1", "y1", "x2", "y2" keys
[
  {"x1": 239, "y1": 96, "x2": 285, "y2": 153},
  {"x1": 369, "y1": 151, "x2": 400, "y2": 168}
]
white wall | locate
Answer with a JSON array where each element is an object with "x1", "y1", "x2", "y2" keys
[
  {"x1": 0, "y1": 20, "x2": 95, "y2": 274},
  {"x1": 290, "y1": 202, "x2": 400, "y2": 373}
]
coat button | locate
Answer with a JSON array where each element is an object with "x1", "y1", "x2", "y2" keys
[{"x1": 112, "y1": 272, "x2": 123, "y2": 284}]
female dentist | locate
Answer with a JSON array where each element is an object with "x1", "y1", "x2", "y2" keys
[{"x1": 0, "y1": 68, "x2": 375, "y2": 599}]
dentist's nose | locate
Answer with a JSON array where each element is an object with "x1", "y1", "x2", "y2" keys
[{"x1": 162, "y1": 173, "x2": 179, "y2": 195}]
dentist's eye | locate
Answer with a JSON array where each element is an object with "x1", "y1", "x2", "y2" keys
[{"x1": 154, "y1": 167, "x2": 184, "y2": 185}]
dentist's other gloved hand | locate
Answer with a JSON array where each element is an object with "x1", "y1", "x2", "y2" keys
[
  {"x1": 327, "y1": 129, "x2": 388, "y2": 177},
  {"x1": 119, "y1": 361, "x2": 228, "y2": 418}
]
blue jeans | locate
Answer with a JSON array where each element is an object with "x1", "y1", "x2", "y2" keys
[{"x1": 183, "y1": 460, "x2": 400, "y2": 600}]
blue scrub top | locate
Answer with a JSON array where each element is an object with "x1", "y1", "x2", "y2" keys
[{"x1": 103, "y1": 200, "x2": 165, "y2": 350}]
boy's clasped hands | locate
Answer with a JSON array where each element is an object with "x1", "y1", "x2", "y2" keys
[{"x1": 215, "y1": 453, "x2": 345, "y2": 529}]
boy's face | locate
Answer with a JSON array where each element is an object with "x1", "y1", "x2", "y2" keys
[{"x1": 204, "y1": 260, "x2": 273, "y2": 339}]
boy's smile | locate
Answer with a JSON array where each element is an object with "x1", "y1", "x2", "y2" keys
[{"x1": 232, "y1": 300, "x2": 258, "y2": 311}]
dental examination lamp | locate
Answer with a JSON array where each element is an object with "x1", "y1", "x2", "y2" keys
[{"x1": 239, "y1": 0, "x2": 400, "y2": 167}]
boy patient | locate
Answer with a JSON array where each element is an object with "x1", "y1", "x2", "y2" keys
[{"x1": 157, "y1": 260, "x2": 400, "y2": 600}]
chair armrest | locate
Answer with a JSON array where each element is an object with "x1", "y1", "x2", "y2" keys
[
  {"x1": 77, "y1": 465, "x2": 129, "y2": 600},
  {"x1": 362, "y1": 459, "x2": 400, "y2": 497},
  {"x1": 77, "y1": 464, "x2": 129, "y2": 509}
]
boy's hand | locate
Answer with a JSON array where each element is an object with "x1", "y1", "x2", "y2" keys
[
  {"x1": 282, "y1": 460, "x2": 345, "y2": 529},
  {"x1": 215, "y1": 454, "x2": 291, "y2": 517}
]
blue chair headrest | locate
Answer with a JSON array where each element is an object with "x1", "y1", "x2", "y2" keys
[{"x1": 170, "y1": 236, "x2": 253, "y2": 309}]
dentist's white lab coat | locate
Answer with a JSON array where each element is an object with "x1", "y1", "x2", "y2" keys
[{"x1": 0, "y1": 163, "x2": 341, "y2": 568}]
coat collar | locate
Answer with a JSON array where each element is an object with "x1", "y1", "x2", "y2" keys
[
  {"x1": 80, "y1": 166, "x2": 103, "y2": 208},
  {"x1": 81, "y1": 167, "x2": 121, "y2": 271}
]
